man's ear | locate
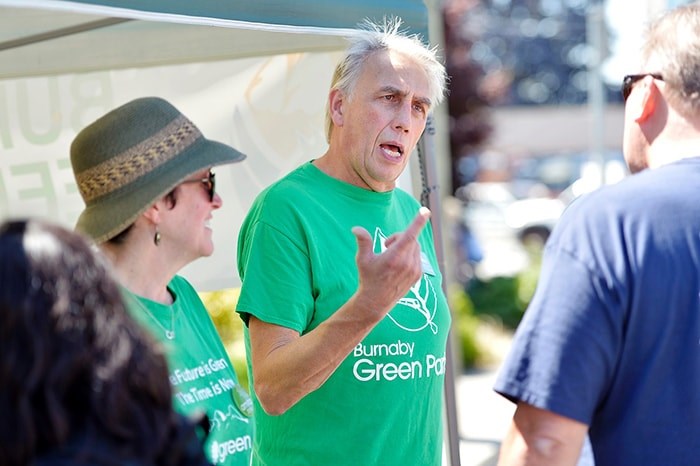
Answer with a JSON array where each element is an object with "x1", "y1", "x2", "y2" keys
[
  {"x1": 328, "y1": 88, "x2": 345, "y2": 127},
  {"x1": 635, "y1": 78, "x2": 662, "y2": 123}
]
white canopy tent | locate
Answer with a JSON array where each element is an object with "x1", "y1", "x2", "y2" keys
[
  {"x1": 0, "y1": 0, "x2": 431, "y2": 80},
  {"x1": 0, "y1": 1, "x2": 461, "y2": 464}
]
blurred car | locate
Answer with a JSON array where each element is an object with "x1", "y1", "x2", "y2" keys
[
  {"x1": 504, "y1": 196, "x2": 566, "y2": 247},
  {"x1": 509, "y1": 150, "x2": 628, "y2": 199},
  {"x1": 462, "y1": 182, "x2": 564, "y2": 249},
  {"x1": 458, "y1": 182, "x2": 535, "y2": 279},
  {"x1": 459, "y1": 158, "x2": 628, "y2": 279}
]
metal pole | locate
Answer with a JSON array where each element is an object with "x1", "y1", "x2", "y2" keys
[
  {"x1": 418, "y1": 115, "x2": 462, "y2": 466},
  {"x1": 0, "y1": 18, "x2": 131, "y2": 52},
  {"x1": 587, "y1": 3, "x2": 606, "y2": 186}
]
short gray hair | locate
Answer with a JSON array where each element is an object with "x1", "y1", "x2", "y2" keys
[
  {"x1": 642, "y1": 4, "x2": 700, "y2": 116},
  {"x1": 325, "y1": 17, "x2": 448, "y2": 142}
]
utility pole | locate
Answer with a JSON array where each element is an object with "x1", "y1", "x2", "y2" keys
[{"x1": 587, "y1": 2, "x2": 606, "y2": 187}]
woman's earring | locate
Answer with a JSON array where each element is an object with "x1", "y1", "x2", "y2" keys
[{"x1": 154, "y1": 229, "x2": 161, "y2": 246}]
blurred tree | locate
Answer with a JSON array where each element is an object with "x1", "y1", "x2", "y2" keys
[
  {"x1": 199, "y1": 289, "x2": 249, "y2": 391},
  {"x1": 441, "y1": 0, "x2": 626, "y2": 192},
  {"x1": 460, "y1": 0, "x2": 620, "y2": 106},
  {"x1": 442, "y1": 0, "x2": 505, "y2": 193}
]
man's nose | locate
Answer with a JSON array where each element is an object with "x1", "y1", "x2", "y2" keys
[{"x1": 393, "y1": 102, "x2": 412, "y2": 133}]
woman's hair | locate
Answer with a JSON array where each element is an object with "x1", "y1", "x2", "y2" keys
[
  {"x1": 0, "y1": 219, "x2": 207, "y2": 465},
  {"x1": 324, "y1": 17, "x2": 448, "y2": 142}
]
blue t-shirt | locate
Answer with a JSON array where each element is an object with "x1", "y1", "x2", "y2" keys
[{"x1": 495, "y1": 158, "x2": 700, "y2": 466}]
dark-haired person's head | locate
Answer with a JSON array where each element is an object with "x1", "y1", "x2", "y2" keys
[{"x1": 0, "y1": 219, "x2": 210, "y2": 465}]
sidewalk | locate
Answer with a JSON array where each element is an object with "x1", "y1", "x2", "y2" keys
[
  {"x1": 443, "y1": 322, "x2": 516, "y2": 466},
  {"x1": 451, "y1": 366, "x2": 514, "y2": 466}
]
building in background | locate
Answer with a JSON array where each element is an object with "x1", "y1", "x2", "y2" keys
[
  {"x1": 444, "y1": 0, "x2": 690, "y2": 280},
  {"x1": 446, "y1": 0, "x2": 690, "y2": 184}
]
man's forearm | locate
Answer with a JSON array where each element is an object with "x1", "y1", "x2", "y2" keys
[{"x1": 249, "y1": 294, "x2": 388, "y2": 415}]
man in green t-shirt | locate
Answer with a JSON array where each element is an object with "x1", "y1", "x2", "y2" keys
[{"x1": 236, "y1": 17, "x2": 450, "y2": 465}]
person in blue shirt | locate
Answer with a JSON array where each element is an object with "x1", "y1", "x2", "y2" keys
[{"x1": 495, "y1": 4, "x2": 700, "y2": 466}]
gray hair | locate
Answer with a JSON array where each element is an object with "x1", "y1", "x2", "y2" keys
[
  {"x1": 324, "y1": 17, "x2": 448, "y2": 142},
  {"x1": 642, "y1": 4, "x2": 700, "y2": 116}
]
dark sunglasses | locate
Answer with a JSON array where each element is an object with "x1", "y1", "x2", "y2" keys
[
  {"x1": 182, "y1": 171, "x2": 216, "y2": 202},
  {"x1": 622, "y1": 73, "x2": 663, "y2": 102}
]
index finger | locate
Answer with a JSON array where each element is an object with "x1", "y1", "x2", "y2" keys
[{"x1": 403, "y1": 206, "x2": 431, "y2": 241}]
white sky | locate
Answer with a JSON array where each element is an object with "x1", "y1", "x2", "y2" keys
[
  {"x1": 602, "y1": 0, "x2": 690, "y2": 84},
  {"x1": 602, "y1": 0, "x2": 654, "y2": 84}
]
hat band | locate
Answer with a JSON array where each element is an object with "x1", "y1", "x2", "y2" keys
[{"x1": 75, "y1": 115, "x2": 202, "y2": 203}]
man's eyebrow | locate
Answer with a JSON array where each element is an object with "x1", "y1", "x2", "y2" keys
[
  {"x1": 379, "y1": 86, "x2": 432, "y2": 108},
  {"x1": 378, "y1": 85, "x2": 403, "y2": 97},
  {"x1": 415, "y1": 96, "x2": 432, "y2": 109}
]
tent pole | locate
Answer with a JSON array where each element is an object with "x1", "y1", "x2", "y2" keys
[
  {"x1": 0, "y1": 17, "x2": 130, "y2": 52},
  {"x1": 418, "y1": 116, "x2": 462, "y2": 466}
]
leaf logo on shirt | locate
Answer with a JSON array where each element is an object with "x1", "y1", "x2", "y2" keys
[
  {"x1": 374, "y1": 227, "x2": 439, "y2": 334},
  {"x1": 209, "y1": 405, "x2": 250, "y2": 433}
]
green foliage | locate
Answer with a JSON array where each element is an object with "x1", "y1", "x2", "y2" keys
[
  {"x1": 445, "y1": 249, "x2": 544, "y2": 369},
  {"x1": 467, "y1": 277, "x2": 524, "y2": 329},
  {"x1": 449, "y1": 286, "x2": 483, "y2": 368},
  {"x1": 516, "y1": 249, "x2": 541, "y2": 310},
  {"x1": 467, "y1": 250, "x2": 542, "y2": 330},
  {"x1": 199, "y1": 288, "x2": 249, "y2": 392}
]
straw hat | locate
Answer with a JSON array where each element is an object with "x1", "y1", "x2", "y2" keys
[{"x1": 70, "y1": 97, "x2": 246, "y2": 243}]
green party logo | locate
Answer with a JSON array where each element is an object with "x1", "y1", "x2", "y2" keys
[{"x1": 373, "y1": 227, "x2": 439, "y2": 334}]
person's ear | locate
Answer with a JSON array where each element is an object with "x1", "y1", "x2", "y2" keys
[
  {"x1": 634, "y1": 77, "x2": 662, "y2": 123},
  {"x1": 328, "y1": 89, "x2": 345, "y2": 127},
  {"x1": 142, "y1": 202, "x2": 162, "y2": 225}
]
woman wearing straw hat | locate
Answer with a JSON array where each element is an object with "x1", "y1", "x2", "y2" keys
[{"x1": 70, "y1": 97, "x2": 253, "y2": 466}]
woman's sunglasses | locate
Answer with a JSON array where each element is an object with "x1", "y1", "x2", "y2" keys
[{"x1": 181, "y1": 171, "x2": 216, "y2": 202}]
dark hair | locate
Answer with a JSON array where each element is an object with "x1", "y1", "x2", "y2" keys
[{"x1": 0, "y1": 219, "x2": 209, "y2": 465}]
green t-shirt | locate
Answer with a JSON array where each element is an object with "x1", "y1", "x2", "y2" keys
[
  {"x1": 123, "y1": 276, "x2": 253, "y2": 466},
  {"x1": 237, "y1": 162, "x2": 451, "y2": 466}
]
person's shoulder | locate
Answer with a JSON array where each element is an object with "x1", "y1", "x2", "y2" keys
[
  {"x1": 545, "y1": 177, "x2": 634, "y2": 247},
  {"x1": 264, "y1": 162, "x2": 317, "y2": 194},
  {"x1": 245, "y1": 162, "x2": 325, "y2": 227},
  {"x1": 563, "y1": 173, "x2": 646, "y2": 218},
  {"x1": 32, "y1": 430, "x2": 144, "y2": 466},
  {"x1": 549, "y1": 169, "x2": 668, "y2": 250},
  {"x1": 250, "y1": 162, "x2": 316, "y2": 209},
  {"x1": 567, "y1": 160, "x2": 696, "y2": 219},
  {"x1": 169, "y1": 275, "x2": 198, "y2": 295},
  {"x1": 34, "y1": 416, "x2": 212, "y2": 466}
]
